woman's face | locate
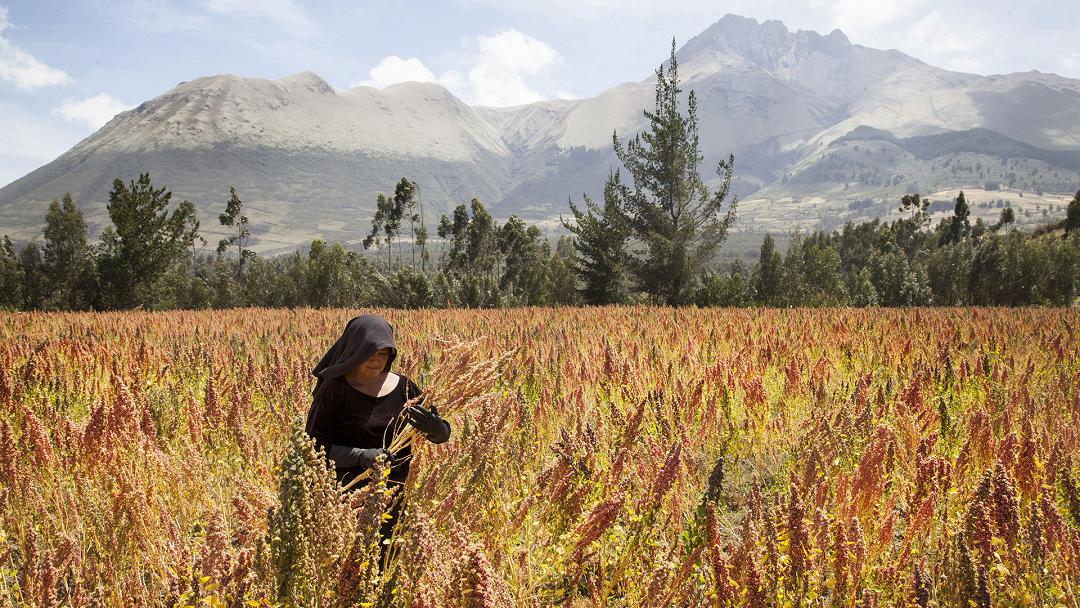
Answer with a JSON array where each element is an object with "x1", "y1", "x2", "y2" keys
[{"x1": 354, "y1": 347, "x2": 390, "y2": 379}]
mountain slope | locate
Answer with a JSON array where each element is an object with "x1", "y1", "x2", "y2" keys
[
  {"x1": 2, "y1": 14, "x2": 1079, "y2": 251},
  {"x1": 0, "y1": 74, "x2": 517, "y2": 252}
]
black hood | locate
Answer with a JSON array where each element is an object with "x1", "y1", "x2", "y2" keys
[{"x1": 311, "y1": 314, "x2": 397, "y2": 395}]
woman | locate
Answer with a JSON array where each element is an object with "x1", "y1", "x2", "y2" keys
[{"x1": 305, "y1": 314, "x2": 450, "y2": 541}]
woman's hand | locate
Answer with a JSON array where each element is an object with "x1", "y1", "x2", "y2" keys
[
  {"x1": 357, "y1": 447, "x2": 394, "y2": 469},
  {"x1": 404, "y1": 404, "x2": 451, "y2": 444},
  {"x1": 328, "y1": 445, "x2": 394, "y2": 469}
]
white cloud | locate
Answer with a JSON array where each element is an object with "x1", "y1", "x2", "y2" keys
[
  {"x1": 352, "y1": 56, "x2": 437, "y2": 89},
  {"x1": 462, "y1": 30, "x2": 561, "y2": 106},
  {"x1": 354, "y1": 30, "x2": 563, "y2": 107},
  {"x1": 0, "y1": 6, "x2": 71, "y2": 90},
  {"x1": 475, "y1": 29, "x2": 559, "y2": 75},
  {"x1": 204, "y1": 0, "x2": 315, "y2": 36},
  {"x1": 56, "y1": 93, "x2": 132, "y2": 129}
]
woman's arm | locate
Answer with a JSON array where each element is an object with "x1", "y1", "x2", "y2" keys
[
  {"x1": 305, "y1": 381, "x2": 345, "y2": 455},
  {"x1": 307, "y1": 380, "x2": 390, "y2": 469}
]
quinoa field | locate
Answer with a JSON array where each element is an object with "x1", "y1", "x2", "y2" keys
[{"x1": 1, "y1": 307, "x2": 1079, "y2": 607}]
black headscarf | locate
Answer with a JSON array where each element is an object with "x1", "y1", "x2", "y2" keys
[{"x1": 311, "y1": 314, "x2": 397, "y2": 396}]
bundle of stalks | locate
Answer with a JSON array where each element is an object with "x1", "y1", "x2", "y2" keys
[{"x1": 343, "y1": 339, "x2": 515, "y2": 492}]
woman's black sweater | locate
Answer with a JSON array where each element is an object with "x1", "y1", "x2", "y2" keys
[{"x1": 305, "y1": 374, "x2": 423, "y2": 487}]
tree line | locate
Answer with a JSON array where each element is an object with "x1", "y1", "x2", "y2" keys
[
  {"x1": 0, "y1": 172, "x2": 587, "y2": 311},
  {"x1": 3, "y1": 40, "x2": 1080, "y2": 311},
  {"x1": 690, "y1": 190, "x2": 1080, "y2": 308},
  {"x1": 3, "y1": 179, "x2": 1080, "y2": 312}
]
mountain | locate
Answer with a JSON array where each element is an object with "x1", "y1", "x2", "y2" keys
[
  {"x1": 0, "y1": 73, "x2": 518, "y2": 253},
  {"x1": 3, "y1": 14, "x2": 1080, "y2": 253}
]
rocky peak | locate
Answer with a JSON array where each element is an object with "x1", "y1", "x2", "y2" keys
[
  {"x1": 276, "y1": 71, "x2": 335, "y2": 95},
  {"x1": 677, "y1": 14, "x2": 854, "y2": 72}
]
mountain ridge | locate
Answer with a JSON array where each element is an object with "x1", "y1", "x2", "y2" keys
[{"x1": 3, "y1": 13, "x2": 1080, "y2": 253}]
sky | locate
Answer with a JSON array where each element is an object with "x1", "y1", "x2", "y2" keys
[{"x1": 1, "y1": 0, "x2": 1079, "y2": 188}]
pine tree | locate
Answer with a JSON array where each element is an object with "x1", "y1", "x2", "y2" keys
[
  {"x1": 436, "y1": 199, "x2": 501, "y2": 308},
  {"x1": 1066, "y1": 189, "x2": 1080, "y2": 235},
  {"x1": 498, "y1": 215, "x2": 549, "y2": 305},
  {"x1": 42, "y1": 193, "x2": 92, "y2": 310},
  {"x1": 465, "y1": 198, "x2": 498, "y2": 279},
  {"x1": 562, "y1": 172, "x2": 631, "y2": 305},
  {"x1": 17, "y1": 241, "x2": 47, "y2": 310},
  {"x1": 609, "y1": 39, "x2": 737, "y2": 306},
  {"x1": 992, "y1": 207, "x2": 1015, "y2": 232},
  {"x1": 547, "y1": 236, "x2": 581, "y2": 305},
  {"x1": 0, "y1": 236, "x2": 21, "y2": 310},
  {"x1": 217, "y1": 186, "x2": 255, "y2": 278},
  {"x1": 779, "y1": 232, "x2": 808, "y2": 306},
  {"x1": 437, "y1": 204, "x2": 470, "y2": 273},
  {"x1": 753, "y1": 233, "x2": 783, "y2": 306},
  {"x1": 941, "y1": 191, "x2": 971, "y2": 246},
  {"x1": 96, "y1": 172, "x2": 199, "y2": 309}
]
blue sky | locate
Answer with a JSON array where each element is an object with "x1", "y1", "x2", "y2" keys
[{"x1": 2, "y1": 0, "x2": 1079, "y2": 188}]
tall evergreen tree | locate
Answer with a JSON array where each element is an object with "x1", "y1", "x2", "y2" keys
[
  {"x1": 928, "y1": 240, "x2": 973, "y2": 305},
  {"x1": 846, "y1": 267, "x2": 879, "y2": 307},
  {"x1": 547, "y1": 236, "x2": 581, "y2": 306},
  {"x1": 498, "y1": 215, "x2": 549, "y2": 305},
  {"x1": 18, "y1": 241, "x2": 47, "y2": 310},
  {"x1": 437, "y1": 204, "x2": 471, "y2": 272},
  {"x1": 307, "y1": 240, "x2": 371, "y2": 308},
  {"x1": 217, "y1": 186, "x2": 255, "y2": 278},
  {"x1": 940, "y1": 190, "x2": 971, "y2": 246},
  {"x1": 1066, "y1": 188, "x2": 1080, "y2": 235},
  {"x1": 0, "y1": 236, "x2": 22, "y2": 310},
  {"x1": 971, "y1": 217, "x2": 988, "y2": 239},
  {"x1": 363, "y1": 194, "x2": 389, "y2": 272},
  {"x1": 801, "y1": 242, "x2": 847, "y2": 306},
  {"x1": 465, "y1": 198, "x2": 498, "y2": 279},
  {"x1": 869, "y1": 239, "x2": 931, "y2": 306},
  {"x1": 562, "y1": 173, "x2": 631, "y2": 305},
  {"x1": 436, "y1": 199, "x2": 501, "y2": 308},
  {"x1": 42, "y1": 193, "x2": 92, "y2": 310},
  {"x1": 992, "y1": 207, "x2": 1015, "y2": 232},
  {"x1": 753, "y1": 233, "x2": 783, "y2": 305},
  {"x1": 608, "y1": 39, "x2": 737, "y2": 306},
  {"x1": 96, "y1": 172, "x2": 199, "y2": 309},
  {"x1": 779, "y1": 232, "x2": 809, "y2": 306}
]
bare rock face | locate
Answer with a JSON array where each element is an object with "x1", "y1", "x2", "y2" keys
[{"x1": 3, "y1": 14, "x2": 1080, "y2": 250}]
